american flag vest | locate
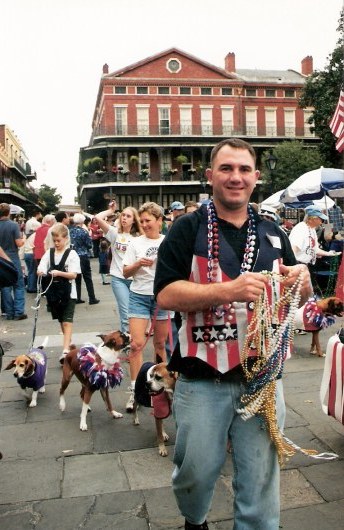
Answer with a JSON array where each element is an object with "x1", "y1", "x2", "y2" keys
[{"x1": 178, "y1": 215, "x2": 287, "y2": 373}]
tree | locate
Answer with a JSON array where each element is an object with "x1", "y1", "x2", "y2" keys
[
  {"x1": 261, "y1": 141, "x2": 325, "y2": 193},
  {"x1": 37, "y1": 184, "x2": 62, "y2": 214},
  {"x1": 299, "y1": 9, "x2": 344, "y2": 165}
]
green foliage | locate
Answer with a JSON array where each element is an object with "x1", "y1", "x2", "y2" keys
[
  {"x1": 261, "y1": 141, "x2": 325, "y2": 193},
  {"x1": 37, "y1": 184, "x2": 62, "y2": 214},
  {"x1": 299, "y1": 9, "x2": 344, "y2": 165},
  {"x1": 83, "y1": 156, "x2": 104, "y2": 172},
  {"x1": 10, "y1": 182, "x2": 29, "y2": 197}
]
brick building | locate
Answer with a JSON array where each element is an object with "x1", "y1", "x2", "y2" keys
[
  {"x1": 78, "y1": 48, "x2": 318, "y2": 212},
  {"x1": 0, "y1": 124, "x2": 39, "y2": 213}
]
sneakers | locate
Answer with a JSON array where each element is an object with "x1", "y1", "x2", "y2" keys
[
  {"x1": 185, "y1": 521, "x2": 209, "y2": 529},
  {"x1": 126, "y1": 387, "x2": 135, "y2": 412},
  {"x1": 89, "y1": 299, "x2": 100, "y2": 305}
]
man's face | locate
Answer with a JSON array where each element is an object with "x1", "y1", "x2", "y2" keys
[
  {"x1": 172, "y1": 209, "x2": 185, "y2": 219},
  {"x1": 206, "y1": 145, "x2": 259, "y2": 212}
]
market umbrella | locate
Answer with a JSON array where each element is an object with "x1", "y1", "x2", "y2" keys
[
  {"x1": 9, "y1": 204, "x2": 25, "y2": 215},
  {"x1": 261, "y1": 189, "x2": 334, "y2": 210},
  {"x1": 280, "y1": 167, "x2": 344, "y2": 204}
]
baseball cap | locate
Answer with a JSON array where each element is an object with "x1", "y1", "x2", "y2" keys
[
  {"x1": 259, "y1": 205, "x2": 277, "y2": 221},
  {"x1": 304, "y1": 206, "x2": 328, "y2": 221},
  {"x1": 170, "y1": 201, "x2": 185, "y2": 211}
]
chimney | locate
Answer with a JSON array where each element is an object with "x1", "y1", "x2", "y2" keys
[
  {"x1": 102, "y1": 63, "x2": 109, "y2": 74},
  {"x1": 225, "y1": 52, "x2": 236, "y2": 73},
  {"x1": 301, "y1": 56, "x2": 313, "y2": 76}
]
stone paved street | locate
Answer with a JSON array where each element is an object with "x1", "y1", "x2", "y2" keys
[{"x1": 0, "y1": 275, "x2": 343, "y2": 529}]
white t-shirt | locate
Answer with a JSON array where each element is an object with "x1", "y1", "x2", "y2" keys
[
  {"x1": 37, "y1": 248, "x2": 81, "y2": 299},
  {"x1": 123, "y1": 234, "x2": 165, "y2": 295},
  {"x1": 289, "y1": 221, "x2": 318, "y2": 264},
  {"x1": 105, "y1": 226, "x2": 136, "y2": 279}
]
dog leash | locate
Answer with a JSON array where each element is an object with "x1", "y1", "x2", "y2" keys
[{"x1": 27, "y1": 276, "x2": 53, "y2": 353}]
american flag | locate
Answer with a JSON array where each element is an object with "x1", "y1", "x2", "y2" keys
[{"x1": 330, "y1": 88, "x2": 344, "y2": 152}]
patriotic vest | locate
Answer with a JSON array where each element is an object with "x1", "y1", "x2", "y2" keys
[{"x1": 179, "y1": 215, "x2": 286, "y2": 373}]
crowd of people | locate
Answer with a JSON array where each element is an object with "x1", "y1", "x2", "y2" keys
[{"x1": 0, "y1": 138, "x2": 343, "y2": 530}]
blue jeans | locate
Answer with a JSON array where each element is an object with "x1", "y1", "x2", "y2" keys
[
  {"x1": 111, "y1": 276, "x2": 132, "y2": 333},
  {"x1": 24, "y1": 253, "x2": 37, "y2": 292},
  {"x1": 172, "y1": 376, "x2": 285, "y2": 529},
  {"x1": 1, "y1": 255, "x2": 26, "y2": 318}
]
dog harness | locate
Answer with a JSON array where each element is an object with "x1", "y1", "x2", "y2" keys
[
  {"x1": 179, "y1": 215, "x2": 286, "y2": 373},
  {"x1": 135, "y1": 362, "x2": 172, "y2": 419},
  {"x1": 295, "y1": 298, "x2": 336, "y2": 331},
  {"x1": 77, "y1": 344, "x2": 123, "y2": 389},
  {"x1": 18, "y1": 349, "x2": 47, "y2": 391}
]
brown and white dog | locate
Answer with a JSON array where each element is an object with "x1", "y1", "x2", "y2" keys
[
  {"x1": 5, "y1": 337, "x2": 49, "y2": 407},
  {"x1": 133, "y1": 361, "x2": 178, "y2": 456},
  {"x1": 295, "y1": 297, "x2": 343, "y2": 357},
  {"x1": 59, "y1": 331, "x2": 130, "y2": 431}
]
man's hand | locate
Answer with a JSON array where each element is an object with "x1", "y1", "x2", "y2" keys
[
  {"x1": 280, "y1": 263, "x2": 312, "y2": 303},
  {"x1": 226, "y1": 272, "x2": 269, "y2": 302}
]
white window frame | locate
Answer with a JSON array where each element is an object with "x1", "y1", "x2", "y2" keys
[
  {"x1": 245, "y1": 107, "x2": 258, "y2": 136},
  {"x1": 179, "y1": 105, "x2": 193, "y2": 135},
  {"x1": 265, "y1": 107, "x2": 277, "y2": 136},
  {"x1": 200, "y1": 106, "x2": 213, "y2": 136},
  {"x1": 158, "y1": 106, "x2": 171, "y2": 135},
  {"x1": 221, "y1": 105, "x2": 234, "y2": 136},
  {"x1": 114, "y1": 105, "x2": 128, "y2": 135},
  {"x1": 284, "y1": 108, "x2": 296, "y2": 137},
  {"x1": 136, "y1": 105, "x2": 150, "y2": 136},
  {"x1": 303, "y1": 109, "x2": 314, "y2": 137}
]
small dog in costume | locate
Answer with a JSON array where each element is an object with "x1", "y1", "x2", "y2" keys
[
  {"x1": 59, "y1": 330, "x2": 130, "y2": 431},
  {"x1": 133, "y1": 361, "x2": 177, "y2": 456},
  {"x1": 5, "y1": 337, "x2": 49, "y2": 408}
]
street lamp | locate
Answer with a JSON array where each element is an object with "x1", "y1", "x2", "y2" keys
[{"x1": 265, "y1": 152, "x2": 278, "y2": 191}]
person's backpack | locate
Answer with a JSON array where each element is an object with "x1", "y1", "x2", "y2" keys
[{"x1": 44, "y1": 248, "x2": 71, "y2": 307}]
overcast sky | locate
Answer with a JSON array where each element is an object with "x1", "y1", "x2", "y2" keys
[{"x1": 0, "y1": 0, "x2": 343, "y2": 204}]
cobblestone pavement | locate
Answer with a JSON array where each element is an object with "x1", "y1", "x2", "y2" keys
[{"x1": 0, "y1": 275, "x2": 343, "y2": 529}]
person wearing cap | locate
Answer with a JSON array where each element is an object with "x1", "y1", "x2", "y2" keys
[
  {"x1": 170, "y1": 201, "x2": 185, "y2": 221},
  {"x1": 288, "y1": 206, "x2": 340, "y2": 267}
]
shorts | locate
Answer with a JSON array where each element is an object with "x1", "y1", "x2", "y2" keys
[
  {"x1": 128, "y1": 291, "x2": 169, "y2": 320},
  {"x1": 50, "y1": 299, "x2": 76, "y2": 323}
]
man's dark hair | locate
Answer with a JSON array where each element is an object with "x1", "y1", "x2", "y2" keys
[
  {"x1": 210, "y1": 138, "x2": 256, "y2": 166},
  {"x1": 55, "y1": 211, "x2": 68, "y2": 223}
]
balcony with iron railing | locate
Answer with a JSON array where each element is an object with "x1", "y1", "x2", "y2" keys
[
  {"x1": 77, "y1": 169, "x2": 204, "y2": 188},
  {"x1": 92, "y1": 123, "x2": 316, "y2": 140}
]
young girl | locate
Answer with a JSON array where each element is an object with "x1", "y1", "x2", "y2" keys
[
  {"x1": 122, "y1": 202, "x2": 169, "y2": 412},
  {"x1": 37, "y1": 223, "x2": 81, "y2": 365},
  {"x1": 95, "y1": 203, "x2": 142, "y2": 333},
  {"x1": 98, "y1": 238, "x2": 110, "y2": 284}
]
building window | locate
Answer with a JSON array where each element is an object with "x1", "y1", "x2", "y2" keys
[
  {"x1": 201, "y1": 87, "x2": 212, "y2": 95},
  {"x1": 180, "y1": 106, "x2": 192, "y2": 135},
  {"x1": 115, "y1": 107, "x2": 127, "y2": 135},
  {"x1": 137, "y1": 86, "x2": 148, "y2": 94},
  {"x1": 221, "y1": 106, "x2": 234, "y2": 135},
  {"x1": 180, "y1": 87, "x2": 191, "y2": 95},
  {"x1": 284, "y1": 109, "x2": 296, "y2": 136},
  {"x1": 201, "y1": 107, "x2": 213, "y2": 135},
  {"x1": 159, "y1": 107, "x2": 170, "y2": 135},
  {"x1": 246, "y1": 88, "x2": 257, "y2": 97},
  {"x1": 285, "y1": 89, "x2": 295, "y2": 98},
  {"x1": 265, "y1": 89, "x2": 276, "y2": 97},
  {"x1": 303, "y1": 109, "x2": 314, "y2": 137},
  {"x1": 245, "y1": 108, "x2": 257, "y2": 136},
  {"x1": 115, "y1": 86, "x2": 126, "y2": 94},
  {"x1": 136, "y1": 106, "x2": 149, "y2": 135},
  {"x1": 139, "y1": 152, "x2": 149, "y2": 170},
  {"x1": 167, "y1": 58, "x2": 181, "y2": 73},
  {"x1": 158, "y1": 86, "x2": 170, "y2": 95},
  {"x1": 222, "y1": 88, "x2": 233, "y2": 96},
  {"x1": 265, "y1": 108, "x2": 277, "y2": 136}
]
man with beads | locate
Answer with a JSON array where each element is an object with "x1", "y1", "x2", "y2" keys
[{"x1": 154, "y1": 138, "x2": 312, "y2": 530}]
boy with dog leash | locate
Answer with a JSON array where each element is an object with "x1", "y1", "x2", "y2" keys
[{"x1": 155, "y1": 139, "x2": 312, "y2": 530}]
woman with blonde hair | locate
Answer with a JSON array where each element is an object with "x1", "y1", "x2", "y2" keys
[
  {"x1": 123, "y1": 202, "x2": 169, "y2": 411},
  {"x1": 95, "y1": 203, "x2": 142, "y2": 333}
]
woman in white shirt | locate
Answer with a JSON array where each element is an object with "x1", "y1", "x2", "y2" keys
[
  {"x1": 95, "y1": 204, "x2": 142, "y2": 333},
  {"x1": 123, "y1": 202, "x2": 168, "y2": 412}
]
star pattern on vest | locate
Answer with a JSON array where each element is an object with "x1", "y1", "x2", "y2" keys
[{"x1": 192, "y1": 324, "x2": 238, "y2": 342}]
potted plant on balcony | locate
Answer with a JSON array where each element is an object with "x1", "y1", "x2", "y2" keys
[{"x1": 140, "y1": 168, "x2": 150, "y2": 181}]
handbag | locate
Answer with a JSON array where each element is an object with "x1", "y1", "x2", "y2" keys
[
  {"x1": 320, "y1": 329, "x2": 344, "y2": 425},
  {"x1": 0, "y1": 256, "x2": 18, "y2": 288}
]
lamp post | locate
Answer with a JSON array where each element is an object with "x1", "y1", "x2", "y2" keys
[{"x1": 265, "y1": 152, "x2": 278, "y2": 192}]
